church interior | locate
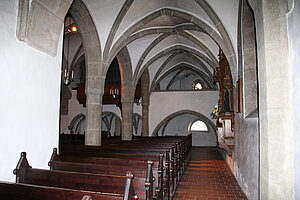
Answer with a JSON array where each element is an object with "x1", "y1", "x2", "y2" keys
[{"x1": 1, "y1": 0, "x2": 300, "y2": 199}]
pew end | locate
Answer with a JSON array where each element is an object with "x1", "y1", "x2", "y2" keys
[
  {"x1": 124, "y1": 171, "x2": 139, "y2": 200},
  {"x1": 48, "y1": 147, "x2": 60, "y2": 169},
  {"x1": 13, "y1": 152, "x2": 32, "y2": 183}
]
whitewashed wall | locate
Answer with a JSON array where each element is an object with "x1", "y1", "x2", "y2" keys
[
  {"x1": 0, "y1": 1, "x2": 62, "y2": 181},
  {"x1": 149, "y1": 91, "x2": 218, "y2": 135},
  {"x1": 162, "y1": 114, "x2": 216, "y2": 146},
  {"x1": 288, "y1": 1, "x2": 300, "y2": 198}
]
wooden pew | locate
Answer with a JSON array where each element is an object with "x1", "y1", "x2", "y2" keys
[
  {"x1": 13, "y1": 152, "x2": 138, "y2": 200},
  {"x1": 0, "y1": 181, "x2": 125, "y2": 200},
  {"x1": 58, "y1": 145, "x2": 188, "y2": 199},
  {"x1": 57, "y1": 149, "x2": 174, "y2": 199},
  {"x1": 57, "y1": 134, "x2": 192, "y2": 200},
  {"x1": 49, "y1": 148, "x2": 163, "y2": 200}
]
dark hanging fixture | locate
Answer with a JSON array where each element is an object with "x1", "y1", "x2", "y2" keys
[
  {"x1": 109, "y1": 65, "x2": 119, "y2": 99},
  {"x1": 63, "y1": 16, "x2": 77, "y2": 86}
]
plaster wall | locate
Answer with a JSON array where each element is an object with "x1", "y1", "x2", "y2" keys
[
  {"x1": 163, "y1": 114, "x2": 216, "y2": 146},
  {"x1": 206, "y1": 0, "x2": 239, "y2": 56},
  {"x1": 232, "y1": 2, "x2": 259, "y2": 198},
  {"x1": 0, "y1": 0, "x2": 62, "y2": 181},
  {"x1": 167, "y1": 75, "x2": 202, "y2": 90},
  {"x1": 82, "y1": 0, "x2": 125, "y2": 53},
  {"x1": 133, "y1": 104, "x2": 142, "y2": 116},
  {"x1": 186, "y1": 31, "x2": 219, "y2": 56},
  {"x1": 288, "y1": 1, "x2": 300, "y2": 198},
  {"x1": 149, "y1": 91, "x2": 218, "y2": 135},
  {"x1": 103, "y1": 105, "x2": 122, "y2": 119},
  {"x1": 234, "y1": 114, "x2": 259, "y2": 200},
  {"x1": 158, "y1": 70, "x2": 177, "y2": 89},
  {"x1": 127, "y1": 34, "x2": 160, "y2": 71},
  {"x1": 148, "y1": 55, "x2": 170, "y2": 84},
  {"x1": 60, "y1": 90, "x2": 86, "y2": 134}
]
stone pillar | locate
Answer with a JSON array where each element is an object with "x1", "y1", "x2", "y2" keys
[
  {"x1": 251, "y1": 0, "x2": 294, "y2": 199},
  {"x1": 121, "y1": 101, "x2": 133, "y2": 141},
  {"x1": 141, "y1": 71, "x2": 150, "y2": 137},
  {"x1": 142, "y1": 101, "x2": 149, "y2": 136},
  {"x1": 115, "y1": 118, "x2": 121, "y2": 136},
  {"x1": 85, "y1": 76, "x2": 105, "y2": 146},
  {"x1": 121, "y1": 80, "x2": 134, "y2": 141}
]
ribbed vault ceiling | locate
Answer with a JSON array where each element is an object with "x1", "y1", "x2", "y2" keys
[{"x1": 78, "y1": 0, "x2": 238, "y2": 90}]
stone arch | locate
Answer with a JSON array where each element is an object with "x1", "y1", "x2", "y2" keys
[
  {"x1": 149, "y1": 52, "x2": 214, "y2": 92},
  {"x1": 115, "y1": 47, "x2": 134, "y2": 141},
  {"x1": 135, "y1": 45, "x2": 217, "y2": 84},
  {"x1": 108, "y1": 26, "x2": 218, "y2": 70},
  {"x1": 102, "y1": 111, "x2": 121, "y2": 137},
  {"x1": 131, "y1": 31, "x2": 218, "y2": 80},
  {"x1": 133, "y1": 113, "x2": 142, "y2": 136},
  {"x1": 71, "y1": 53, "x2": 86, "y2": 83},
  {"x1": 151, "y1": 110, "x2": 217, "y2": 136},
  {"x1": 194, "y1": 0, "x2": 237, "y2": 80},
  {"x1": 68, "y1": 113, "x2": 85, "y2": 134},
  {"x1": 69, "y1": 0, "x2": 104, "y2": 146},
  {"x1": 116, "y1": 47, "x2": 134, "y2": 102},
  {"x1": 102, "y1": 111, "x2": 122, "y2": 123},
  {"x1": 69, "y1": 44, "x2": 84, "y2": 71},
  {"x1": 151, "y1": 63, "x2": 216, "y2": 92},
  {"x1": 107, "y1": 7, "x2": 236, "y2": 81},
  {"x1": 102, "y1": 0, "x2": 135, "y2": 62}
]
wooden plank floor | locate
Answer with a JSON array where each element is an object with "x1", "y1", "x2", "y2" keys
[{"x1": 173, "y1": 148, "x2": 248, "y2": 200}]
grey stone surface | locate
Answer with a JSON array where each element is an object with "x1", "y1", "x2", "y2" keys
[
  {"x1": 141, "y1": 70, "x2": 150, "y2": 136},
  {"x1": 27, "y1": 1, "x2": 64, "y2": 56},
  {"x1": 252, "y1": 0, "x2": 294, "y2": 199},
  {"x1": 24, "y1": 0, "x2": 73, "y2": 56},
  {"x1": 85, "y1": 128, "x2": 101, "y2": 146},
  {"x1": 85, "y1": 74, "x2": 105, "y2": 146},
  {"x1": 235, "y1": 113, "x2": 259, "y2": 200},
  {"x1": 16, "y1": 0, "x2": 29, "y2": 42},
  {"x1": 38, "y1": 0, "x2": 72, "y2": 20},
  {"x1": 121, "y1": 102, "x2": 133, "y2": 141},
  {"x1": 242, "y1": 3, "x2": 258, "y2": 118}
]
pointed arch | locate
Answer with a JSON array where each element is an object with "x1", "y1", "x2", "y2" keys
[
  {"x1": 151, "y1": 110, "x2": 217, "y2": 136},
  {"x1": 151, "y1": 63, "x2": 216, "y2": 92}
]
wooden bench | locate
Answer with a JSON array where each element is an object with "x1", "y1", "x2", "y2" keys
[
  {"x1": 57, "y1": 149, "x2": 176, "y2": 199},
  {"x1": 12, "y1": 152, "x2": 138, "y2": 200},
  {"x1": 49, "y1": 148, "x2": 164, "y2": 200},
  {"x1": 0, "y1": 181, "x2": 125, "y2": 200},
  {"x1": 59, "y1": 147, "x2": 179, "y2": 193},
  {"x1": 57, "y1": 134, "x2": 192, "y2": 200}
]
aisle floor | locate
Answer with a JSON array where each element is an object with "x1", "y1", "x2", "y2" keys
[{"x1": 173, "y1": 148, "x2": 248, "y2": 200}]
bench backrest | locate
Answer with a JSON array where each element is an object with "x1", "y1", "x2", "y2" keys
[{"x1": 0, "y1": 181, "x2": 124, "y2": 200}]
